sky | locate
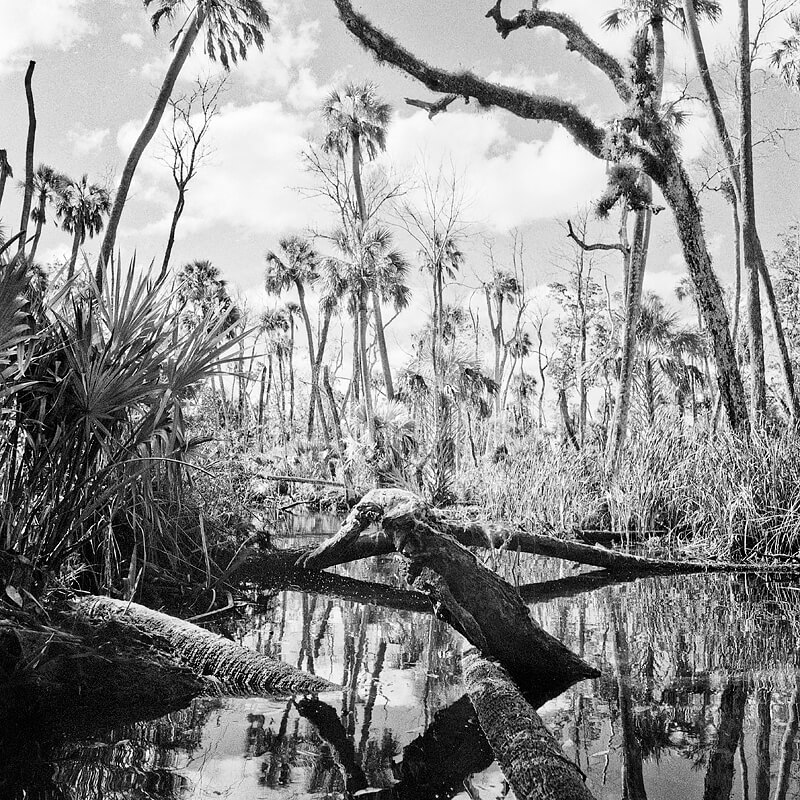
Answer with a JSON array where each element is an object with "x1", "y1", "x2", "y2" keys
[{"x1": 1, "y1": 0, "x2": 800, "y2": 375}]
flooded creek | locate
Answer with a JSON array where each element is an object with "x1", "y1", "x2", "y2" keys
[{"x1": 3, "y1": 516, "x2": 799, "y2": 799}]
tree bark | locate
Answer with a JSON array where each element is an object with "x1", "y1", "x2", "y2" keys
[
  {"x1": 607, "y1": 209, "x2": 649, "y2": 470},
  {"x1": 739, "y1": 0, "x2": 766, "y2": 419},
  {"x1": 18, "y1": 61, "x2": 36, "y2": 258},
  {"x1": 73, "y1": 595, "x2": 338, "y2": 695},
  {"x1": 463, "y1": 650, "x2": 597, "y2": 800},
  {"x1": 67, "y1": 228, "x2": 82, "y2": 280},
  {"x1": 28, "y1": 195, "x2": 46, "y2": 263},
  {"x1": 685, "y1": 0, "x2": 798, "y2": 419},
  {"x1": 372, "y1": 288, "x2": 394, "y2": 399},
  {"x1": 97, "y1": 10, "x2": 205, "y2": 288},
  {"x1": 161, "y1": 189, "x2": 184, "y2": 276}
]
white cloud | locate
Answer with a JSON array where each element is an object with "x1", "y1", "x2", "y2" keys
[
  {"x1": 0, "y1": 0, "x2": 91, "y2": 74},
  {"x1": 68, "y1": 125, "x2": 110, "y2": 155},
  {"x1": 121, "y1": 32, "x2": 144, "y2": 49},
  {"x1": 485, "y1": 68, "x2": 561, "y2": 95},
  {"x1": 386, "y1": 111, "x2": 607, "y2": 231}
]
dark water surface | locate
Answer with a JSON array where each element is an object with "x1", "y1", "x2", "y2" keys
[{"x1": 4, "y1": 516, "x2": 800, "y2": 799}]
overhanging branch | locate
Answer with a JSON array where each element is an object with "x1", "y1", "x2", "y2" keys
[
  {"x1": 332, "y1": 0, "x2": 609, "y2": 158},
  {"x1": 484, "y1": 1, "x2": 631, "y2": 103}
]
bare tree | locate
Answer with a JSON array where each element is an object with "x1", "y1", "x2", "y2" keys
[{"x1": 158, "y1": 75, "x2": 226, "y2": 275}]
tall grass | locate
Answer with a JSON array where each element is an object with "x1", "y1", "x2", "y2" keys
[
  {"x1": 0, "y1": 258, "x2": 245, "y2": 593},
  {"x1": 466, "y1": 426, "x2": 800, "y2": 560}
]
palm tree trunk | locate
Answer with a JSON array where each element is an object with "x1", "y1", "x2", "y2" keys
[
  {"x1": 372, "y1": 288, "x2": 394, "y2": 399},
  {"x1": 358, "y1": 288, "x2": 375, "y2": 442},
  {"x1": 29, "y1": 208, "x2": 44, "y2": 262},
  {"x1": 67, "y1": 228, "x2": 82, "y2": 280},
  {"x1": 351, "y1": 313, "x2": 361, "y2": 404},
  {"x1": 18, "y1": 61, "x2": 36, "y2": 258},
  {"x1": 739, "y1": 0, "x2": 766, "y2": 419},
  {"x1": 161, "y1": 189, "x2": 185, "y2": 276},
  {"x1": 558, "y1": 388, "x2": 579, "y2": 452},
  {"x1": 606, "y1": 210, "x2": 649, "y2": 470},
  {"x1": 312, "y1": 309, "x2": 333, "y2": 445},
  {"x1": 731, "y1": 199, "x2": 742, "y2": 348},
  {"x1": 258, "y1": 364, "x2": 267, "y2": 445},
  {"x1": 97, "y1": 9, "x2": 205, "y2": 287},
  {"x1": 289, "y1": 319, "x2": 296, "y2": 431}
]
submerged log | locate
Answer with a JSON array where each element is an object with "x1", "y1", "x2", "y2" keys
[
  {"x1": 463, "y1": 649, "x2": 597, "y2": 800},
  {"x1": 73, "y1": 596, "x2": 338, "y2": 696}
]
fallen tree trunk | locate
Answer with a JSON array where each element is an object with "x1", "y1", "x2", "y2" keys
[
  {"x1": 294, "y1": 489, "x2": 800, "y2": 575},
  {"x1": 0, "y1": 607, "x2": 203, "y2": 737},
  {"x1": 463, "y1": 649, "x2": 597, "y2": 800},
  {"x1": 73, "y1": 596, "x2": 338, "y2": 696}
]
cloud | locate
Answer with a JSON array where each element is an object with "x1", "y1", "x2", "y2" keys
[
  {"x1": 139, "y1": 2, "x2": 325, "y2": 102},
  {"x1": 68, "y1": 125, "x2": 110, "y2": 156},
  {"x1": 121, "y1": 32, "x2": 144, "y2": 49},
  {"x1": 117, "y1": 99, "x2": 330, "y2": 251},
  {"x1": 0, "y1": 0, "x2": 91, "y2": 74},
  {"x1": 386, "y1": 111, "x2": 608, "y2": 231}
]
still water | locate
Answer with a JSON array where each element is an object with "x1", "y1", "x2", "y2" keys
[{"x1": 4, "y1": 516, "x2": 800, "y2": 799}]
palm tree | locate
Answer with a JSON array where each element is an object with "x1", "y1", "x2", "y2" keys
[
  {"x1": 322, "y1": 82, "x2": 391, "y2": 438},
  {"x1": 634, "y1": 294, "x2": 706, "y2": 426},
  {"x1": 97, "y1": 0, "x2": 270, "y2": 286},
  {"x1": 772, "y1": 14, "x2": 800, "y2": 87},
  {"x1": 56, "y1": 174, "x2": 111, "y2": 280},
  {"x1": 420, "y1": 232, "x2": 464, "y2": 390},
  {"x1": 265, "y1": 236, "x2": 334, "y2": 442},
  {"x1": 603, "y1": 1, "x2": 720, "y2": 469},
  {"x1": 22, "y1": 164, "x2": 66, "y2": 262}
]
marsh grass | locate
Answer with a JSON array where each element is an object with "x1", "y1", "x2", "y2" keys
[{"x1": 467, "y1": 427, "x2": 800, "y2": 560}]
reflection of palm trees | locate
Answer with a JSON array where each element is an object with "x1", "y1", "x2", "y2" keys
[
  {"x1": 608, "y1": 595, "x2": 648, "y2": 800},
  {"x1": 774, "y1": 673, "x2": 800, "y2": 800},
  {"x1": 702, "y1": 679, "x2": 748, "y2": 800}
]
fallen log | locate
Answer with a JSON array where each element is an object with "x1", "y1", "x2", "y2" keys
[
  {"x1": 73, "y1": 596, "x2": 338, "y2": 696},
  {"x1": 295, "y1": 488, "x2": 800, "y2": 575},
  {"x1": 463, "y1": 649, "x2": 597, "y2": 800},
  {"x1": 0, "y1": 608, "x2": 204, "y2": 737}
]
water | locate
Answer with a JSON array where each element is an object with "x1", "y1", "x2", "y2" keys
[{"x1": 3, "y1": 526, "x2": 800, "y2": 799}]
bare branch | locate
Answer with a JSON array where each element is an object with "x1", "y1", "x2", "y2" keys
[
  {"x1": 566, "y1": 219, "x2": 627, "y2": 254},
  {"x1": 484, "y1": 0, "x2": 631, "y2": 102},
  {"x1": 405, "y1": 93, "x2": 461, "y2": 118}
]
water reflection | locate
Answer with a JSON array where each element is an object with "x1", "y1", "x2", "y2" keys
[{"x1": 3, "y1": 551, "x2": 800, "y2": 799}]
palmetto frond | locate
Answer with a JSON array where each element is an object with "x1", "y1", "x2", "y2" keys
[{"x1": 264, "y1": 235, "x2": 320, "y2": 295}]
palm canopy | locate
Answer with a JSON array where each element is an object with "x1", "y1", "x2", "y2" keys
[
  {"x1": 602, "y1": 0, "x2": 721, "y2": 31},
  {"x1": 144, "y1": 0, "x2": 270, "y2": 70},
  {"x1": 264, "y1": 235, "x2": 320, "y2": 295},
  {"x1": 56, "y1": 174, "x2": 111, "y2": 242},
  {"x1": 24, "y1": 164, "x2": 66, "y2": 225},
  {"x1": 321, "y1": 82, "x2": 391, "y2": 161},
  {"x1": 420, "y1": 232, "x2": 464, "y2": 281},
  {"x1": 772, "y1": 14, "x2": 800, "y2": 89}
]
